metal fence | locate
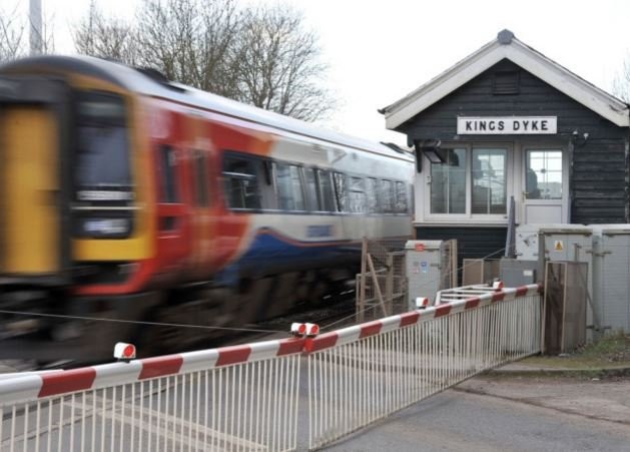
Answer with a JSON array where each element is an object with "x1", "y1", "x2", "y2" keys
[
  {"x1": 305, "y1": 284, "x2": 541, "y2": 449},
  {"x1": 0, "y1": 340, "x2": 305, "y2": 452},
  {"x1": 0, "y1": 284, "x2": 541, "y2": 452}
]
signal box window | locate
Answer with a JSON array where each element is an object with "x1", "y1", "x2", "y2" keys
[
  {"x1": 159, "y1": 145, "x2": 179, "y2": 203},
  {"x1": 275, "y1": 163, "x2": 305, "y2": 211},
  {"x1": 223, "y1": 154, "x2": 261, "y2": 210},
  {"x1": 430, "y1": 148, "x2": 466, "y2": 214}
]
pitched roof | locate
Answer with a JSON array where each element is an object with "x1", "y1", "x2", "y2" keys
[{"x1": 380, "y1": 29, "x2": 629, "y2": 129}]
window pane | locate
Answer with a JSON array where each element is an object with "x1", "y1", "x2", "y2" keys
[
  {"x1": 159, "y1": 145, "x2": 178, "y2": 203},
  {"x1": 333, "y1": 172, "x2": 348, "y2": 212},
  {"x1": 223, "y1": 155, "x2": 260, "y2": 209},
  {"x1": 289, "y1": 165, "x2": 305, "y2": 210},
  {"x1": 76, "y1": 92, "x2": 131, "y2": 188},
  {"x1": 194, "y1": 150, "x2": 209, "y2": 206},
  {"x1": 349, "y1": 177, "x2": 366, "y2": 213},
  {"x1": 430, "y1": 149, "x2": 466, "y2": 214},
  {"x1": 366, "y1": 177, "x2": 378, "y2": 213},
  {"x1": 472, "y1": 149, "x2": 506, "y2": 214},
  {"x1": 275, "y1": 163, "x2": 292, "y2": 210},
  {"x1": 318, "y1": 170, "x2": 335, "y2": 212},
  {"x1": 380, "y1": 180, "x2": 394, "y2": 213},
  {"x1": 526, "y1": 150, "x2": 562, "y2": 200},
  {"x1": 275, "y1": 163, "x2": 305, "y2": 211},
  {"x1": 395, "y1": 181, "x2": 408, "y2": 213},
  {"x1": 304, "y1": 168, "x2": 320, "y2": 211}
]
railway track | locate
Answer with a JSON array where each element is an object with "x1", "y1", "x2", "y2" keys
[{"x1": 0, "y1": 288, "x2": 358, "y2": 373}]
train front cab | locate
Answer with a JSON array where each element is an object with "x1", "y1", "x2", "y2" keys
[
  {"x1": 0, "y1": 70, "x2": 154, "y2": 360},
  {"x1": 0, "y1": 76, "x2": 72, "y2": 287}
]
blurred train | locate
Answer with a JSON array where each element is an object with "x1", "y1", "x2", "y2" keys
[{"x1": 0, "y1": 55, "x2": 414, "y2": 359}]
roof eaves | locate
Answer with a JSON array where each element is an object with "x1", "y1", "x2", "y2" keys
[{"x1": 382, "y1": 32, "x2": 630, "y2": 130}]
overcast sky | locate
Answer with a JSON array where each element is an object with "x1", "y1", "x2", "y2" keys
[{"x1": 10, "y1": 0, "x2": 630, "y2": 145}]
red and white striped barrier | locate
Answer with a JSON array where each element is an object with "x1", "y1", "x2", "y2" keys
[
  {"x1": 0, "y1": 337, "x2": 306, "y2": 405},
  {"x1": 0, "y1": 283, "x2": 542, "y2": 452},
  {"x1": 305, "y1": 284, "x2": 540, "y2": 353}
]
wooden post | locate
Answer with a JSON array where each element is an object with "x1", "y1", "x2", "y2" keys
[
  {"x1": 385, "y1": 253, "x2": 394, "y2": 315},
  {"x1": 367, "y1": 254, "x2": 388, "y2": 317},
  {"x1": 358, "y1": 237, "x2": 368, "y2": 322}
]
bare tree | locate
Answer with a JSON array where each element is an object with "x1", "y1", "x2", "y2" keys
[
  {"x1": 73, "y1": 0, "x2": 334, "y2": 121},
  {"x1": 74, "y1": 0, "x2": 138, "y2": 64},
  {"x1": 0, "y1": 4, "x2": 27, "y2": 61},
  {"x1": 613, "y1": 54, "x2": 630, "y2": 103},
  {"x1": 234, "y1": 4, "x2": 334, "y2": 122}
]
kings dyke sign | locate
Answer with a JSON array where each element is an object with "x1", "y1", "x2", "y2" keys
[{"x1": 457, "y1": 116, "x2": 557, "y2": 135}]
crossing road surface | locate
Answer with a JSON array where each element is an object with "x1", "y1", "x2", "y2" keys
[{"x1": 326, "y1": 390, "x2": 630, "y2": 452}]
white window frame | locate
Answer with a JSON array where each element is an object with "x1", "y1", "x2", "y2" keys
[{"x1": 417, "y1": 141, "x2": 514, "y2": 225}]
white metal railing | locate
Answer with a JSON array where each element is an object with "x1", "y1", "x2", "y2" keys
[
  {"x1": 0, "y1": 283, "x2": 541, "y2": 452},
  {"x1": 305, "y1": 284, "x2": 541, "y2": 450},
  {"x1": 0, "y1": 339, "x2": 305, "y2": 452}
]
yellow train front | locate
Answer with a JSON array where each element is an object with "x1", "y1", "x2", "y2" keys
[{"x1": 0, "y1": 56, "x2": 157, "y2": 361}]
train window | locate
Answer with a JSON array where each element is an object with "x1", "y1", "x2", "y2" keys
[
  {"x1": 395, "y1": 181, "x2": 408, "y2": 213},
  {"x1": 159, "y1": 145, "x2": 179, "y2": 203},
  {"x1": 223, "y1": 154, "x2": 261, "y2": 209},
  {"x1": 317, "y1": 169, "x2": 336, "y2": 212},
  {"x1": 333, "y1": 172, "x2": 348, "y2": 212},
  {"x1": 275, "y1": 163, "x2": 305, "y2": 211},
  {"x1": 379, "y1": 179, "x2": 395, "y2": 213},
  {"x1": 349, "y1": 177, "x2": 367, "y2": 213},
  {"x1": 76, "y1": 91, "x2": 131, "y2": 189},
  {"x1": 304, "y1": 168, "x2": 321, "y2": 211},
  {"x1": 193, "y1": 150, "x2": 209, "y2": 206},
  {"x1": 365, "y1": 177, "x2": 378, "y2": 213}
]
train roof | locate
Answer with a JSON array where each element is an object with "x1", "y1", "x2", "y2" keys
[{"x1": 0, "y1": 55, "x2": 413, "y2": 162}]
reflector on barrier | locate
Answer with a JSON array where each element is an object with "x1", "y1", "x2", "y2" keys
[
  {"x1": 114, "y1": 342, "x2": 136, "y2": 361},
  {"x1": 415, "y1": 297, "x2": 429, "y2": 309}
]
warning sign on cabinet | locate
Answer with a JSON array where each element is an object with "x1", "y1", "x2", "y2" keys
[{"x1": 554, "y1": 240, "x2": 564, "y2": 251}]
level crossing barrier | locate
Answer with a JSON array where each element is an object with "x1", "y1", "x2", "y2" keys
[
  {"x1": 304, "y1": 283, "x2": 541, "y2": 449},
  {"x1": 0, "y1": 338, "x2": 305, "y2": 452},
  {"x1": 0, "y1": 283, "x2": 541, "y2": 451}
]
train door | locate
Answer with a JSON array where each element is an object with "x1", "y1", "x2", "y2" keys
[
  {"x1": 185, "y1": 114, "x2": 215, "y2": 279},
  {"x1": 0, "y1": 77, "x2": 71, "y2": 283}
]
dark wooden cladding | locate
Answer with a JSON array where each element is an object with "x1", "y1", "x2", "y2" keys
[
  {"x1": 400, "y1": 59, "x2": 630, "y2": 225},
  {"x1": 399, "y1": 60, "x2": 626, "y2": 141}
]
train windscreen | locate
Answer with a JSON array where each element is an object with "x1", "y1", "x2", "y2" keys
[{"x1": 75, "y1": 92, "x2": 131, "y2": 194}]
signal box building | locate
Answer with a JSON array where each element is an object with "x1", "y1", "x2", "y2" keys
[{"x1": 381, "y1": 30, "x2": 630, "y2": 263}]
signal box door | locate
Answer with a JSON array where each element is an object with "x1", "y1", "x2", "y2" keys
[{"x1": 0, "y1": 77, "x2": 71, "y2": 283}]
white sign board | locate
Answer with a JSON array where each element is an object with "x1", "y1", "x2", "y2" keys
[{"x1": 457, "y1": 116, "x2": 557, "y2": 135}]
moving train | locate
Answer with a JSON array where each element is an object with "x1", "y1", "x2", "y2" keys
[{"x1": 0, "y1": 55, "x2": 414, "y2": 359}]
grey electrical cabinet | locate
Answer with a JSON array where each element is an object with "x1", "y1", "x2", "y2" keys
[
  {"x1": 591, "y1": 226, "x2": 630, "y2": 334},
  {"x1": 405, "y1": 240, "x2": 457, "y2": 308}
]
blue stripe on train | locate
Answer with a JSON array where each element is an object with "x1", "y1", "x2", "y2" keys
[{"x1": 214, "y1": 229, "x2": 359, "y2": 286}]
